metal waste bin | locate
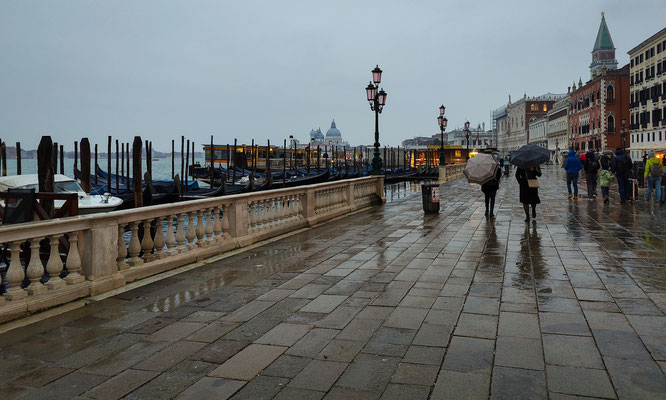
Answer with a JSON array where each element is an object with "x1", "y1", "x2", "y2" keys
[{"x1": 422, "y1": 184, "x2": 440, "y2": 214}]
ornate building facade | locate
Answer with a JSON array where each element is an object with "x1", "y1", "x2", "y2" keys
[
  {"x1": 628, "y1": 27, "x2": 666, "y2": 160},
  {"x1": 569, "y1": 14, "x2": 629, "y2": 152},
  {"x1": 546, "y1": 95, "x2": 570, "y2": 162}
]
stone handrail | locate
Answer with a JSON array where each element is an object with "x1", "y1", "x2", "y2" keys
[
  {"x1": 0, "y1": 176, "x2": 385, "y2": 323},
  {"x1": 438, "y1": 163, "x2": 466, "y2": 183}
]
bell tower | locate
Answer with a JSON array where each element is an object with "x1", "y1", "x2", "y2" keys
[{"x1": 590, "y1": 12, "x2": 618, "y2": 79}]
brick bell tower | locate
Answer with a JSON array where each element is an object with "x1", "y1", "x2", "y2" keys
[{"x1": 590, "y1": 12, "x2": 618, "y2": 80}]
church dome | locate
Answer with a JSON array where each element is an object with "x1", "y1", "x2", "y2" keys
[
  {"x1": 326, "y1": 119, "x2": 342, "y2": 137},
  {"x1": 314, "y1": 128, "x2": 324, "y2": 140}
]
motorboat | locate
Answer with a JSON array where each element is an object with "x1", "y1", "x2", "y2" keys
[{"x1": 0, "y1": 174, "x2": 122, "y2": 215}]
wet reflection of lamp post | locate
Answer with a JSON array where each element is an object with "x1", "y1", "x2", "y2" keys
[
  {"x1": 365, "y1": 65, "x2": 387, "y2": 175},
  {"x1": 437, "y1": 105, "x2": 448, "y2": 165},
  {"x1": 464, "y1": 121, "x2": 471, "y2": 159}
]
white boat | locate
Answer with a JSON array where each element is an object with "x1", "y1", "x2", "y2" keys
[{"x1": 0, "y1": 174, "x2": 122, "y2": 215}]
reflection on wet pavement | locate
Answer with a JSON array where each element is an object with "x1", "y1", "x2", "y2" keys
[{"x1": 0, "y1": 166, "x2": 665, "y2": 399}]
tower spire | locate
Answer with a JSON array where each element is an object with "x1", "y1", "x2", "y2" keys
[{"x1": 590, "y1": 12, "x2": 617, "y2": 79}]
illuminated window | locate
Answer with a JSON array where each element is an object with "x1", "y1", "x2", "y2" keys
[
  {"x1": 543, "y1": 104, "x2": 547, "y2": 111},
  {"x1": 530, "y1": 104, "x2": 538, "y2": 111}
]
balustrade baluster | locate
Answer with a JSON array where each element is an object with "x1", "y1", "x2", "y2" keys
[
  {"x1": 128, "y1": 222, "x2": 143, "y2": 266},
  {"x1": 141, "y1": 219, "x2": 155, "y2": 262},
  {"x1": 166, "y1": 215, "x2": 177, "y2": 255},
  {"x1": 186, "y1": 212, "x2": 196, "y2": 249},
  {"x1": 221, "y1": 205, "x2": 230, "y2": 238},
  {"x1": 297, "y1": 194, "x2": 304, "y2": 217},
  {"x1": 205, "y1": 208, "x2": 215, "y2": 243},
  {"x1": 25, "y1": 237, "x2": 47, "y2": 295},
  {"x1": 176, "y1": 213, "x2": 186, "y2": 252},
  {"x1": 4, "y1": 241, "x2": 26, "y2": 300},
  {"x1": 45, "y1": 234, "x2": 65, "y2": 290},
  {"x1": 258, "y1": 200, "x2": 266, "y2": 231},
  {"x1": 195, "y1": 209, "x2": 205, "y2": 246},
  {"x1": 117, "y1": 225, "x2": 129, "y2": 270},
  {"x1": 153, "y1": 217, "x2": 166, "y2": 258},
  {"x1": 248, "y1": 201, "x2": 256, "y2": 232},
  {"x1": 64, "y1": 232, "x2": 85, "y2": 284},
  {"x1": 213, "y1": 206, "x2": 222, "y2": 240}
]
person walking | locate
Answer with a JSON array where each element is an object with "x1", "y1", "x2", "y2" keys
[
  {"x1": 611, "y1": 148, "x2": 633, "y2": 204},
  {"x1": 482, "y1": 164, "x2": 502, "y2": 218},
  {"x1": 600, "y1": 163, "x2": 614, "y2": 204},
  {"x1": 583, "y1": 149, "x2": 600, "y2": 199},
  {"x1": 563, "y1": 149, "x2": 583, "y2": 200},
  {"x1": 644, "y1": 150, "x2": 663, "y2": 203},
  {"x1": 516, "y1": 166, "x2": 541, "y2": 222}
]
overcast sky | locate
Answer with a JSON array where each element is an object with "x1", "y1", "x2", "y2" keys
[{"x1": 1, "y1": 0, "x2": 665, "y2": 151}]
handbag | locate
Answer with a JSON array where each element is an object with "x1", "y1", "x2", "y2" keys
[{"x1": 527, "y1": 178, "x2": 539, "y2": 188}]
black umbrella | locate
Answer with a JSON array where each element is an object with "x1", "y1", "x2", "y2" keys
[{"x1": 510, "y1": 144, "x2": 550, "y2": 169}]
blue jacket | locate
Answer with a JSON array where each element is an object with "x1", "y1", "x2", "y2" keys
[{"x1": 563, "y1": 150, "x2": 582, "y2": 174}]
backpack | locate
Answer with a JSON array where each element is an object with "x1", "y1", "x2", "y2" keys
[{"x1": 651, "y1": 162, "x2": 664, "y2": 177}]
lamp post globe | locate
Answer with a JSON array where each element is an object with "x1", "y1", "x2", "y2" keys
[{"x1": 365, "y1": 65, "x2": 387, "y2": 175}]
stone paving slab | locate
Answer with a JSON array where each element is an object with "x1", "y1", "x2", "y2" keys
[{"x1": 1, "y1": 168, "x2": 666, "y2": 399}]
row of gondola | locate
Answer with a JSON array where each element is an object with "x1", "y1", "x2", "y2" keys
[{"x1": 76, "y1": 163, "x2": 441, "y2": 209}]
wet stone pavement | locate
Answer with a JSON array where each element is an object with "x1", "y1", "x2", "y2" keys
[{"x1": 1, "y1": 166, "x2": 666, "y2": 399}]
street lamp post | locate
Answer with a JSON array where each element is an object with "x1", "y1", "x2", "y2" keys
[
  {"x1": 437, "y1": 105, "x2": 448, "y2": 165},
  {"x1": 365, "y1": 65, "x2": 387, "y2": 175},
  {"x1": 621, "y1": 117, "x2": 627, "y2": 151},
  {"x1": 464, "y1": 121, "x2": 471, "y2": 159},
  {"x1": 555, "y1": 138, "x2": 560, "y2": 165}
]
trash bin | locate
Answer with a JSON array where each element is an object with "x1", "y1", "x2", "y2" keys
[{"x1": 422, "y1": 184, "x2": 440, "y2": 214}]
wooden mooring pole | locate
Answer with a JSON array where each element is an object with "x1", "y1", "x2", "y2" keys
[
  {"x1": 15, "y1": 142, "x2": 21, "y2": 175},
  {"x1": 107, "y1": 136, "x2": 112, "y2": 194},
  {"x1": 37, "y1": 136, "x2": 55, "y2": 217},
  {"x1": 80, "y1": 138, "x2": 91, "y2": 193},
  {"x1": 133, "y1": 136, "x2": 143, "y2": 207},
  {"x1": 94, "y1": 143, "x2": 98, "y2": 185},
  {"x1": 185, "y1": 139, "x2": 190, "y2": 193},
  {"x1": 59, "y1": 144, "x2": 64, "y2": 175},
  {"x1": 171, "y1": 139, "x2": 175, "y2": 179},
  {"x1": 115, "y1": 139, "x2": 119, "y2": 194}
]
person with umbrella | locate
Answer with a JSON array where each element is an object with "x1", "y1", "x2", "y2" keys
[
  {"x1": 482, "y1": 159, "x2": 502, "y2": 218},
  {"x1": 464, "y1": 153, "x2": 501, "y2": 218},
  {"x1": 510, "y1": 144, "x2": 549, "y2": 222}
]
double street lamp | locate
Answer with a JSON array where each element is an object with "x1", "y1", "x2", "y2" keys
[
  {"x1": 464, "y1": 121, "x2": 471, "y2": 159},
  {"x1": 437, "y1": 105, "x2": 448, "y2": 165},
  {"x1": 365, "y1": 65, "x2": 387, "y2": 175}
]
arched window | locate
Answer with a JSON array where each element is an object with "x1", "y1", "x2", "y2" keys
[
  {"x1": 608, "y1": 115, "x2": 615, "y2": 133},
  {"x1": 606, "y1": 85, "x2": 615, "y2": 103}
]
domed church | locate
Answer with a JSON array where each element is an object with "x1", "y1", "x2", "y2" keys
[{"x1": 308, "y1": 119, "x2": 349, "y2": 147}]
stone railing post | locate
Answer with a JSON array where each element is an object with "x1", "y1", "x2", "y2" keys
[
  {"x1": 303, "y1": 188, "x2": 315, "y2": 223},
  {"x1": 227, "y1": 199, "x2": 248, "y2": 239},
  {"x1": 83, "y1": 220, "x2": 124, "y2": 293},
  {"x1": 347, "y1": 182, "x2": 355, "y2": 209},
  {"x1": 438, "y1": 166, "x2": 447, "y2": 183},
  {"x1": 375, "y1": 176, "x2": 386, "y2": 203}
]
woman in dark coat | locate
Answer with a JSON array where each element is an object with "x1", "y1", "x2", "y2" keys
[
  {"x1": 515, "y1": 166, "x2": 542, "y2": 222},
  {"x1": 481, "y1": 167, "x2": 502, "y2": 218}
]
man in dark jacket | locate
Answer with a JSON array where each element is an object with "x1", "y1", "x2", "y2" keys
[
  {"x1": 583, "y1": 149, "x2": 600, "y2": 199},
  {"x1": 611, "y1": 148, "x2": 633, "y2": 203},
  {"x1": 564, "y1": 149, "x2": 583, "y2": 200}
]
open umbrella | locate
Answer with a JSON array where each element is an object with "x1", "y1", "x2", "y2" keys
[
  {"x1": 510, "y1": 144, "x2": 550, "y2": 169},
  {"x1": 464, "y1": 153, "x2": 499, "y2": 185}
]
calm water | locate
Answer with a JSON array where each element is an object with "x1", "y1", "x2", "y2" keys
[{"x1": 4, "y1": 156, "x2": 206, "y2": 181}]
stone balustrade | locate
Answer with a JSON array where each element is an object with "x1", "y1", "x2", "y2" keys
[
  {"x1": 0, "y1": 176, "x2": 385, "y2": 323},
  {"x1": 438, "y1": 163, "x2": 466, "y2": 183}
]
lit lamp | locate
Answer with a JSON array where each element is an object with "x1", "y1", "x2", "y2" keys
[
  {"x1": 437, "y1": 105, "x2": 448, "y2": 165},
  {"x1": 365, "y1": 65, "x2": 387, "y2": 175}
]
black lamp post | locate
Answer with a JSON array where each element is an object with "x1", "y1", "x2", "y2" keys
[
  {"x1": 464, "y1": 121, "x2": 471, "y2": 159},
  {"x1": 437, "y1": 105, "x2": 448, "y2": 165},
  {"x1": 621, "y1": 116, "x2": 627, "y2": 150},
  {"x1": 555, "y1": 138, "x2": 560, "y2": 165},
  {"x1": 365, "y1": 65, "x2": 387, "y2": 175}
]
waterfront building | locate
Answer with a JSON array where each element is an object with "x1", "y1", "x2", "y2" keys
[
  {"x1": 546, "y1": 95, "x2": 570, "y2": 163},
  {"x1": 528, "y1": 116, "x2": 548, "y2": 150},
  {"x1": 569, "y1": 14, "x2": 629, "y2": 152},
  {"x1": 628, "y1": 27, "x2": 666, "y2": 160},
  {"x1": 446, "y1": 123, "x2": 494, "y2": 150},
  {"x1": 493, "y1": 106, "x2": 508, "y2": 154},
  {"x1": 496, "y1": 93, "x2": 565, "y2": 153}
]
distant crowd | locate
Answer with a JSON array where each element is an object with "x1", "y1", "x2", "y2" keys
[{"x1": 562, "y1": 149, "x2": 664, "y2": 204}]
